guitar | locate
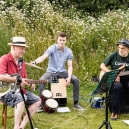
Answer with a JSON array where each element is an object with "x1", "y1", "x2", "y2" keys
[
  {"x1": 0, "y1": 77, "x2": 59, "y2": 98},
  {"x1": 99, "y1": 69, "x2": 129, "y2": 82}
]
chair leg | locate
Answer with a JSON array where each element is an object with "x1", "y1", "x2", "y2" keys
[{"x1": 2, "y1": 103, "x2": 7, "y2": 129}]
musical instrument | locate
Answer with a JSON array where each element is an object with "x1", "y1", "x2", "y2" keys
[
  {"x1": 0, "y1": 82, "x2": 15, "y2": 98},
  {"x1": 0, "y1": 77, "x2": 58, "y2": 98},
  {"x1": 50, "y1": 78, "x2": 67, "y2": 106},
  {"x1": 99, "y1": 65, "x2": 127, "y2": 82},
  {"x1": 40, "y1": 90, "x2": 53, "y2": 103},
  {"x1": 50, "y1": 78, "x2": 67, "y2": 98},
  {"x1": 44, "y1": 99, "x2": 58, "y2": 113},
  {"x1": 25, "y1": 62, "x2": 43, "y2": 69}
]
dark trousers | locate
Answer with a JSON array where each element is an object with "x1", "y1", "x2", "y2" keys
[
  {"x1": 38, "y1": 71, "x2": 80, "y2": 104},
  {"x1": 112, "y1": 81, "x2": 129, "y2": 114},
  {"x1": 112, "y1": 81, "x2": 123, "y2": 114}
]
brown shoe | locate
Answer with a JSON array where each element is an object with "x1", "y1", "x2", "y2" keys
[{"x1": 111, "y1": 113, "x2": 118, "y2": 120}]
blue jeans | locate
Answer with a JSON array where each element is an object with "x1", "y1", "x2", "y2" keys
[{"x1": 39, "y1": 71, "x2": 80, "y2": 103}]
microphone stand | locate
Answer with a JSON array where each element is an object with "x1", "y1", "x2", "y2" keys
[{"x1": 16, "y1": 74, "x2": 34, "y2": 129}]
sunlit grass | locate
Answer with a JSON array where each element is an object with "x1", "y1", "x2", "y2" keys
[{"x1": 0, "y1": 85, "x2": 129, "y2": 129}]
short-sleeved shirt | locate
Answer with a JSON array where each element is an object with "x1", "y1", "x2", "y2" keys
[
  {"x1": 0, "y1": 53, "x2": 27, "y2": 93},
  {"x1": 103, "y1": 52, "x2": 129, "y2": 71},
  {"x1": 44, "y1": 44, "x2": 73, "y2": 73}
]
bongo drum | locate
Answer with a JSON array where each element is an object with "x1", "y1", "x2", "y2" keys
[
  {"x1": 40, "y1": 90, "x2": 53, "y2": 103},
  {"x1": 44, "y1": 99, "x2": 58, "y2": 113}
]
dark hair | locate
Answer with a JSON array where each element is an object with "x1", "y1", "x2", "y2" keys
[{"x1": 57, "y1": 32, "x2": 67, "y2": 38}]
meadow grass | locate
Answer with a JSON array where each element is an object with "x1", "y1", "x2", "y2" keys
[
  {"x1": 0, "y1": 1, "x2": 129, "y2": 128},
  {"x1": 1, "y1": 1, "x2": 129, "y2": 81},
  {"x1": 0, "y1": 84, "x2": 129, "y2": 129}
]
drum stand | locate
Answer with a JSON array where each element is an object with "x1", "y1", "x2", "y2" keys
[{"x1": 16, "y1": 75, "x2": 34, "y2": 129}]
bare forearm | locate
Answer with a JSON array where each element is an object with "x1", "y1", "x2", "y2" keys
[
  {"x1": 100, "y1": 63, "x2": 110, "y2": 72},
  {"x1": 34, "y1": 54, "x2": 48, "y2": 64},
  {"x1": 0, "y1": 74, "x2": 16, "y2": 83},
  {"x1": 68, "y1": 66, "x2": 73, "y2": 78}
]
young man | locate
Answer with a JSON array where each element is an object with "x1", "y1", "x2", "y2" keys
[
  {"x1": 0, "y1": 36, "x2": 41, "y2": 129},
  {"x1": 31, "y1": 32, "x2": 84, "y2": 111},
  {"x1": 100, "y1": 39, "x2": 129, "y2": 120}
]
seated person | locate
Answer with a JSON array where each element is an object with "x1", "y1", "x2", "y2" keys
[
  {"x1": 100, "y1": 39, "x2": 129, "y2": 120},
  {"x1": 31, "y1": 32, "x2": 84, "y2": 112},
  {"x1": 0, "y1": 36, "x2": 41, "y2": 129}
]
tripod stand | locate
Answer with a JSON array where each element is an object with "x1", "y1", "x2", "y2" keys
[
  {"x1": 98, "y1": 90, "x2": 112, "y2": 129},
  {"x1": 16, "y1": 75, "x2": 34, "y2": 129},
  {"x1": 91, "y1": 66, "x2": 125, "y2": 129}
]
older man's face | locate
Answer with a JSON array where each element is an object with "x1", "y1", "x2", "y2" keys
[
  {"x1": 118, "y1": 44, "x2": 129, "y2": 57},
  {"x1": 13, "y1": 46, "x2": 26, "y2": 58}
]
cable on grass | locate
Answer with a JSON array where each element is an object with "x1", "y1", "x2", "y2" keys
[{"x1": 50, "y1": 100, "x2": 95, "y2": 129}]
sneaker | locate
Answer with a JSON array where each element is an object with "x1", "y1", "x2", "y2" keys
[
  {"x1": 73, "y1": 104, "x2": 84, "y2": 110},
  {"x1": 37, "y1": 106, "x2": 44, "y2": 113}
]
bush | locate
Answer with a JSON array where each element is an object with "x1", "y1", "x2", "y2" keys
[{"x1": 0, "y1": 1, "x2": 129, "y2": 86}]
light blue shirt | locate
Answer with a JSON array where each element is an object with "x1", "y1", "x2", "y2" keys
[{"x1": 44, "y1": 44, "x2": 73, "y2": 73}]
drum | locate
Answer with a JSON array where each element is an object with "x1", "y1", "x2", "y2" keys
[
  {"x1": 44, "y1": 99, "x2": 58, "y2": 113},
  {"x1": 40, "y1": 90, "x2": 53, "y2": 103},
  {"x1": 50, "y1": 78, "x2": 67, "y2": 106}
]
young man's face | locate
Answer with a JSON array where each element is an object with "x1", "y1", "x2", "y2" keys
[
  {"x1": 57, "y1": 36, "x2": 67, "y2": 50},
  {"x1": 118, "y1": 44, "x2": 129, "y2": 57}
]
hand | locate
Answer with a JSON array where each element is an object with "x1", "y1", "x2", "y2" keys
[
  {"x1": 30, "y1": 84, "x2": 35, "y2": 91},
  {"x1": 30, "y1": 61, "x2": 36, "y2": 65},
  {"x1": 66, "y1": 77, "x2": 71, "y2": 86},
  {"x1": 20, "y1": 78, "x2": 29, "y2": 87}
]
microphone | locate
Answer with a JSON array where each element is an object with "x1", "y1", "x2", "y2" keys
[{"x1": 18, "y1": 57, "x2": 23, "y2": 70}]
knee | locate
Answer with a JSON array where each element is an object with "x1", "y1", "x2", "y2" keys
[
  {"x1": 16, "y1": 101, "x2": 24, "y2": 107},
  {"x1": 113, "y1": 82, "x2": 123, "y2": 91},
  {"x1": 37, "y1": 99, "x2": 41, "y2": 107},
  {"x1": 72, "y1": 75, "x2": 79, "y2": 82}
]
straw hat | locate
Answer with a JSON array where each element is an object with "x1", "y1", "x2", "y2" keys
[{"x1": 8, "y1": 36, "x2": 28, "y2": 47}]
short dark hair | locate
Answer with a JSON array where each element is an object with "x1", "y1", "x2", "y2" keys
[{"x1": 57, "y1": 32, "x2": 67, "y2": 38}]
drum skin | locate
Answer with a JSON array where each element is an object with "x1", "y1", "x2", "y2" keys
[
  {"x1": 44, "y1": 99, "x2": 58, "y2": 113},
  {"x1": 40, "y1": 90, "x2": 53, "y2": 103}
]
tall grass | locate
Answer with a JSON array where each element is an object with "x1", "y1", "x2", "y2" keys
[
  {"x1": 0, "y1": 0, "x2": 129, "y2": 84},
  {"x1": 1, "y1": 1, "x2": 129, "y2": 128}
]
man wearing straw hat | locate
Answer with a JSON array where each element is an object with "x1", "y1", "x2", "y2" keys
[{"x1": 0, "y1": 36, "x2": 41, "y2": 129}]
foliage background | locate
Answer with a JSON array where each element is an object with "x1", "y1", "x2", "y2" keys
[
  {"x1": 0, "y1": 0, "x2": 129, "y2": 84},
  {"x1": 0, "y1": 0, "x2": 129, "y2": 129}
]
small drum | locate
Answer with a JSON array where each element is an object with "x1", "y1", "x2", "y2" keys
[
  {"x1": 40, "y1": 90, "x2": 53, "y2": 103},
  {"x1": 44, "y1": 99, "x2": 58, "y2": 113}
]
